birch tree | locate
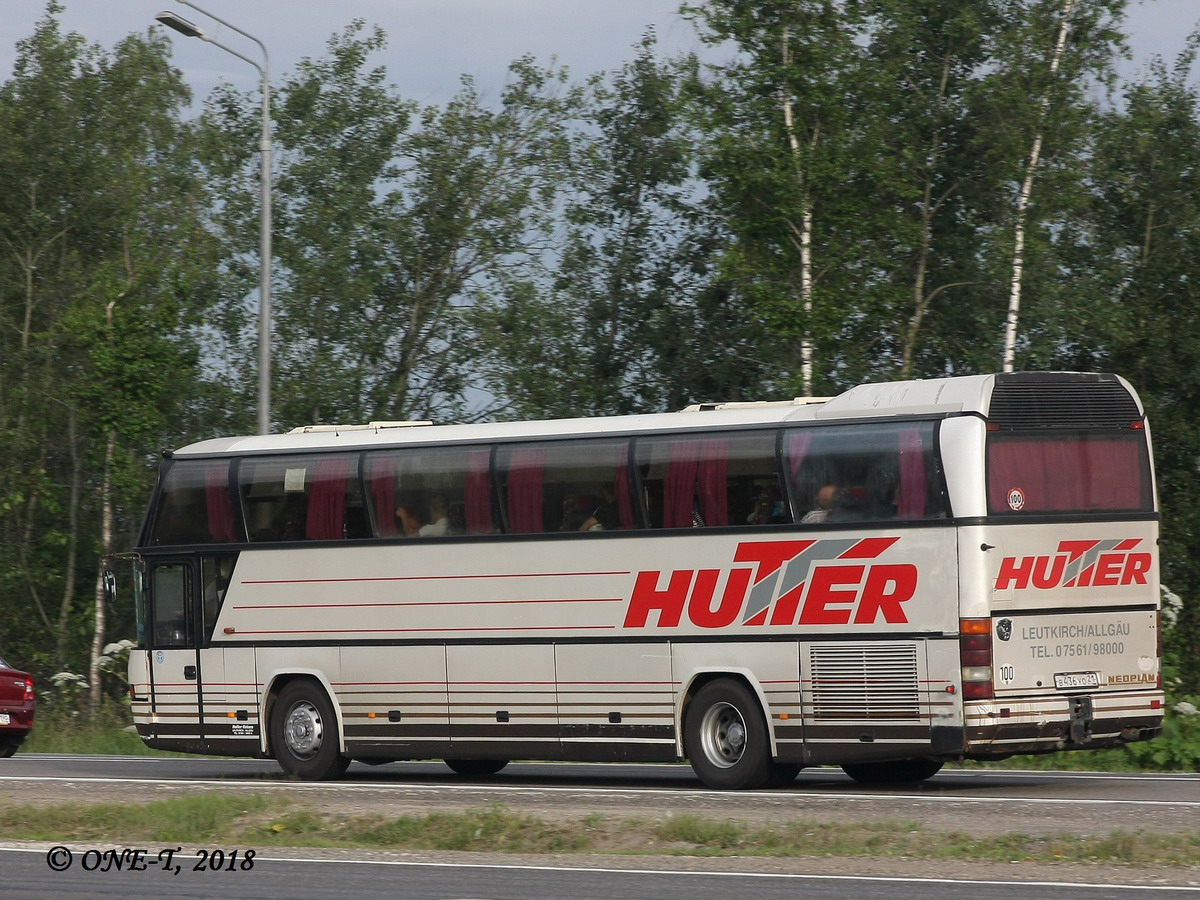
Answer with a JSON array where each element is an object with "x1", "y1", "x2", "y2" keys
[
  {"x1": 991, "y1": 0, "x2": 1125, "y2": 370},
  {"x1": 1000, "y1": 0, "x2": 1078, "y2": 371},
  {"x1": 681, "y1": 0, "x2": 867, "y2": 397}
]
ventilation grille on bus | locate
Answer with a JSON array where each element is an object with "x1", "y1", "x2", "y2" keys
[
  {"x1": 988, "y1": 373, "x2": 1140, "y2": 430},
  {"x1": 808, "y1": 643, "x2": 921, "y2": 720}
]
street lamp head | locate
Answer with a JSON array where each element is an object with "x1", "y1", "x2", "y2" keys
[{"x1": 154, "y1": 11, "x2": 207, "y2": 39}]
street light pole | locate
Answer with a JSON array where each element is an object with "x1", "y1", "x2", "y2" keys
[{"x1": 155, "y1": 3, "x2": 273, "y2": 435}]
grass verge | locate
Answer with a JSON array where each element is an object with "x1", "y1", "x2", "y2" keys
[
  {"x1": 22, "y1": 706, "x2": 192, "y2": 756},
  {"x1": 0, "y1": 795, "x2": 1196, "y2": 867}
]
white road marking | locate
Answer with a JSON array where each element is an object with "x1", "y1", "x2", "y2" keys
[{"x1": 1, "y1": 845, "x2": 1197, "y2": 892}]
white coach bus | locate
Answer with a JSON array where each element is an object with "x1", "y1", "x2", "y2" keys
[{"x1": 104, "y1": 372, "x2": 1164, "y2": 789}]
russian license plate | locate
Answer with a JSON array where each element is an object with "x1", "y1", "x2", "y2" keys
[
  {"x1": 0, "y1": 714, "x2": 9, "y2": 726},
  {"x1": 1054, "y1": 671, "x2": 1100, "y2": 690}
]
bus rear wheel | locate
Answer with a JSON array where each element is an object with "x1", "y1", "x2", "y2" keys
[
  {"x1": 840, "y1": 758, "x2": 943, "y2": 784},
  {"x1": 684, "y1": 679, "x2": 772, "y2": 790},
  {"x1": 270, "y1": 680, "x2": 350, "y2": 780},
  {"x1": 443, "y1": 759, "x2": 509, "y2": 776}
]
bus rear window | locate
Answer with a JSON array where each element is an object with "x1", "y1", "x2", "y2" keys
[{"x1": 986, "y1": 432, "x2": 1152, "y2": 514}]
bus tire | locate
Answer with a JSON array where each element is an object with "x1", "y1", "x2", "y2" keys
[
  {"x1": 684, "y1": 679, "x2": 771, "y2": 790},
  {"x1": 443, "y1": 758, "x2": 509, "y2": 776},
  {"x1": 841, "y1": 758, "x2": 943, "y2": 784},
  {"x1": 270, "y1": 680, "x2": 350, "y2": 780}
]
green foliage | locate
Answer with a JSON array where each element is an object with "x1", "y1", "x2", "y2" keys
[
  {"x1": 0, "y1": 4, "x2": 224, "y2": 680},
  {"x1": 1124, "y1": 698, "x2": 1200, "y2": 772},
  {"x1": 200, "y1": 22, "x2": 590, "y2": 427},
  {"x1": 478, "y1": 34, "x2": 769, "y2": 416}
]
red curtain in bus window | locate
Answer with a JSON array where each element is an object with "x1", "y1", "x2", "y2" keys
[
  {"x1": 465, "y1": 449, "x2": 494, "y2": 534},
  {"x1": 664, "y1": 440, "x2": 700, "y2": 528},
  {"x1": 204, "y1": 462, "x2": 236, "y2": 542},
  {"x1": 664, "y1": 439, "x2": 728, "y2": 527},
  {"x1": 1083, "y1": 439, "x2": 1144, "y2": 508},
  {"x1": 506, "y1": 448, "x2": 545, "y2": 532},
  {"x1": 305, "y1": 458, "x2": 350, "y2": 540},
  {"x1": 615, "y1": 454, "x2": 634, "y2": 529},
  {"x1": 787, "y1": 431, "x2": 812, "y2": 482},
  {"x1": 989, "y1": 438, "x2": 1143, "y2": 511},
  {"x1": 366, "y1": 456, "x2": 397, "y2": 537},
  {"x1": 698, "y1": 438, "x2": 729, "y2": 526},
  {"x1": 989, "y1": 440, "x2": 1057, "y2": 511},
  {"x1": 896, "y1": 428, "x2": 927, "y2": 519}
]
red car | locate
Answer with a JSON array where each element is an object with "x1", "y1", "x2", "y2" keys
[{"x1": 0, "y1": 657, "x2": 34, "y2": 757}]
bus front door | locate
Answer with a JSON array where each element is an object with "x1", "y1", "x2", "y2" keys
[{"x1": 144, "y1": 558, "x2": 212, "y2": 748}]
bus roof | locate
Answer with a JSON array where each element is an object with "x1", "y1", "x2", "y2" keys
[{"x1": 168, "y1": 372, "x2": 1132, "y2": 457}]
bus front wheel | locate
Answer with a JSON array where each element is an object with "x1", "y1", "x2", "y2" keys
[
  {"x1": 841, "y1": 758, "x2": 943, "y2": 784},
  {"x1": 270, "y1": 680, "x2": 350, "y2": 780},
  {"x1": 684, "y1": 679, "x2": 772, "y2": 790}
]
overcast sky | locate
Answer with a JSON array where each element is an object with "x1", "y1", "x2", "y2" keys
[{"x1": 3, "y1": 0, "x2": 1197, "y2": 108}]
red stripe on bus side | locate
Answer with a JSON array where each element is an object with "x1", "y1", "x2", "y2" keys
[
  {"x1": 231, "y1": 597, "x2": 625, "y2": 611},
  {"x1": 239, "y1": 571, "x2": 632, "y2": 585},
  {"x1": 229, "y1": 625, "x2": 619, "y2": 635}
]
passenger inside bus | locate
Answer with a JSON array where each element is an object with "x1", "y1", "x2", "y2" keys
[
  {"x1": 395, "y1": 502, "x2": 424, "y2": 536},
  {"x1": 578, "y1": 484, "x2": 620, "y2": 531},
  {"x1": 275, "y1": 496, "x2": 307, "y2": 540},
  {"x1": 800, "y1": 484, "x2": 838, "y2": 523},
  {"x1": 560, "y1": 494, "x2": 596, "y2": 531},
  {"x1": 744, "y1": 484, "x2": 787, "y2": 525},
  {"x1": 419, "y1": 495, "x2": 451, "y2": 536},
  {"x1": 826, "y1": 485, "x2": 873, "y2": 521}
]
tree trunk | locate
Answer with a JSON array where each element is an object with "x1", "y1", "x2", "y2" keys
[
  {"x1": 1002, "y1": 0, "x2": 1078, "y2": 372},
  {"x1": 781, "y1": 28, "x2": 815, "y2": 396},
  {"x1": 88, "y1": 431, "x2": 116, "y2": 715},
  {"x1": 55, "y1": 404, "x2": 82, "y2": 670}
]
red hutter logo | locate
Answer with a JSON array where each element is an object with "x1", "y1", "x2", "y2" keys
[
  {"x1": 623, "y1": 538, "x2": 916, "y2": 629},
  {"x1": 994, "y1": 539, "x2": 1152, "y2": 591}
]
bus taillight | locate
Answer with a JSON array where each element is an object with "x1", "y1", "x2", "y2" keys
[{"x1": 960, "y1": 617, "x2": 994, "y2": 700}]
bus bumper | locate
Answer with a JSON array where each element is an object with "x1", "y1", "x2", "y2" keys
[{"x1": 962, "y1": 689, "x2": 1164, "y2": 756}]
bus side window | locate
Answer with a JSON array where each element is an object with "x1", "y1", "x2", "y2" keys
[
  {"x1": 786, "y1": 422, "x2": 944, "y2": 523},
  {"x1": 499, "y1": 439, "x2": 633, "y2": 534},
  {"x1": 200, "y1": 554, "x2": 235, "y2": 642},
  {"x1": 726, "y1": 432, "x2": 790, "y2": 526},
  {"x1": 238, "y1": 455, "x2": 359, "y2": 541},
  {"x1": 152, "y1": 563, "x2": 191, "y2": 648},
  {"x1": 367, "y1": 447, "x2": 497, "y2": 538},
  {"x1": 634, "y1": 431, "x2": 784, "y2": 529}
]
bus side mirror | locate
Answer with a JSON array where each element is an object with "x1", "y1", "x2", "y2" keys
[{"x1": 102, "y1": 568, "x2": 117, "y2": 605}]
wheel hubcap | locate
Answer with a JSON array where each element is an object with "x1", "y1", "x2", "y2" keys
[
  {"x1": 283, "y1": 701, "x2": 322, "y2": 759},
  {"x1": 700, "y1": 701, "x2": 747, "y2": 768}
]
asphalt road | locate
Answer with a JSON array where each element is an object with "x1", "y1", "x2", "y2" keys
[
  {"x1": 3, "y1": 844, "x2": 1197, "y2": 900},
  {"x1": 0, "y1": 755, "x2": 1197, "y2": 898}
]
